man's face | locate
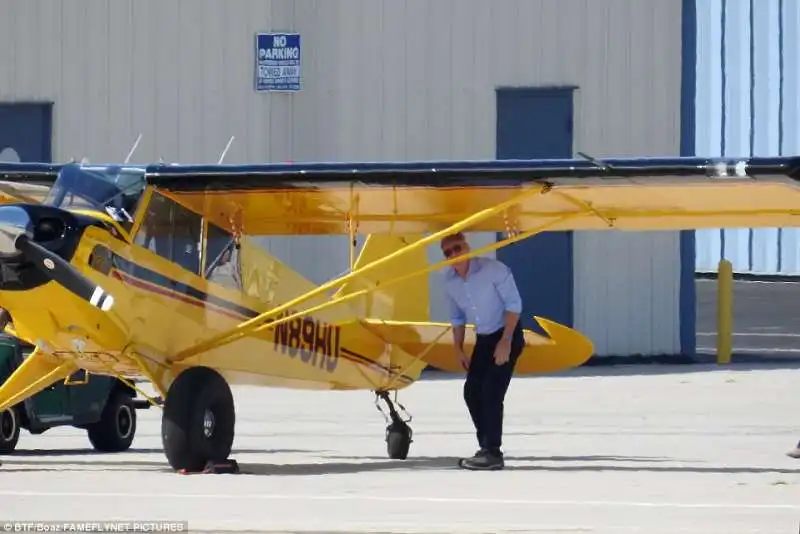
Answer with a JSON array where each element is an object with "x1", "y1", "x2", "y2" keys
[{"x1": 442, "y1": 238, "x2": 469, "y2": 268}]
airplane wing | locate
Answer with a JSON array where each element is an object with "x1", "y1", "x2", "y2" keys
[
  {"x1": 146, "y1": 155, "x2": 800, "y2": 235},
  {"x1": 0, "y1": 162, "x2": 61, "y2": 204},
  {"x1": 153, "y1": 154, "x2": 800, "y2": 361}
]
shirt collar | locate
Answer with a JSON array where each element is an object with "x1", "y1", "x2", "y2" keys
[{"x1": 445, "y1": 256, "x2": 482, "y2": 279}]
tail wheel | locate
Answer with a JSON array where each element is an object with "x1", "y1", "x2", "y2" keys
[
  {"x1": 87, "y1": 390, "x2": 137, "y2": 452},
  {"x1": 386, "y1": 420, "x2": 412, "y2": 460},
  {"x1": 161, "y1": 366, "x2": 235, "y2": 472},
  {"x1": 0, "y1": 406, "x2": 20, "y2": 454}
]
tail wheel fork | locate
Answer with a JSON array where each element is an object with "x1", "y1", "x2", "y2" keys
[{"x1": 375, "y1": 390, "x2": 413, "y2": 460}]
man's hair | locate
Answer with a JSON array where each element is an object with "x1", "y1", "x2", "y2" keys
[{"x1": 440, "y1": 232, "x2": 466, "y2": 247}]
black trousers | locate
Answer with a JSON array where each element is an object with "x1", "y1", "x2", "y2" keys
[{"x1": 463, "y1": 325, "x2": 524, "y2": 451}]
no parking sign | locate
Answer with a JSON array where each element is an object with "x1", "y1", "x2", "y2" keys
[{"x1": 255, "y1": 32, "x2": 301, "y2": 92}]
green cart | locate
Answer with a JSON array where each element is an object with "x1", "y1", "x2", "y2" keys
[{"x1": 0, "y1": 335, "x2": 151, "y2": 454}]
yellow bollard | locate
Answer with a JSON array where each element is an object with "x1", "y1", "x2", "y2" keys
[{"x1": 716, "y1": 258, "x2": 733, "y2": 364}]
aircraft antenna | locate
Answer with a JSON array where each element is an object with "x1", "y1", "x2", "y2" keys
[
  {"x1": 124, "y1": 133, "x2": 143, "y2": 164},
  {"x1": 577, "y1": 151, "x2": 615, "y2": 171},
  {"x1": 218, "y1": 136, "x2": 235, "y2": 163}
]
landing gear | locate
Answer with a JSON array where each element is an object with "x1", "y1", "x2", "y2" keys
[
  {"x1": 161, "y1": 366, "x2": 237, "y2": 473},
  {"x1": 376, "y1": 391, "x2": 413, "y2": 460}
]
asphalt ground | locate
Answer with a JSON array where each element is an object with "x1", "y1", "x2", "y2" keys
[
  {"x1": 1, "y1": 364, "x2": 800, "y2": 533},
  {"x1": 696, "y1": 278, "x2": 800, "y2": 356}
]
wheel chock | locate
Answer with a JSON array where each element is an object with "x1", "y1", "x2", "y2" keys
[
  {"x1": 175, "y1": 459, "x2": 239, "y2": 475},
  {"x1": 205, "y1": 459, "x2": 239, "y2": 474}
]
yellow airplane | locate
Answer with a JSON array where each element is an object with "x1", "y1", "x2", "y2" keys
[{"x1": 0, "y1": 154, "x2": 796, "y2": 472}]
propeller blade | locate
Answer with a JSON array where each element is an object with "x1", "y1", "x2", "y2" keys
[{"x1": 14, "y1": 234, "x2": 114, "y2": 312}]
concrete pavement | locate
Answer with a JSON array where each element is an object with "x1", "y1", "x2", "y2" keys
[{"x1": 1, "y1": 364, "x2": 799, "y2": 532}]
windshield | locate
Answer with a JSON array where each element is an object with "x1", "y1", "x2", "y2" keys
[{"x1": 43, "y1": 164, "x2": 147, "y2": 231}]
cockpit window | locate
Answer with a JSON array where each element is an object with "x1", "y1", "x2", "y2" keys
[
  {"x1": 205, "y1": 223, "x2": 242, "y2": 291},
  {"x1": 43, "y1": 164, "x2": 147, "y2": 232},
  {"x1": 133, "y1": 192, "x2": 203, "y2": 276}
]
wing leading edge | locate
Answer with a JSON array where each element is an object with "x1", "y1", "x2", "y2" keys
[{"x1": 148, "y1": 155, "x2": 800, "y2": 235}]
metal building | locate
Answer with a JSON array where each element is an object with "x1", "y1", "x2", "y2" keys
[
  {"x1": 0, "y1": 0, "x2": 693, "y2": 358},
  {"x1": 694, "y1": 0, "x2": 800, "y2": 275}
]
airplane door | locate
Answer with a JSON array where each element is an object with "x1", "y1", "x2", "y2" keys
[{"x1": 0, "y1": 103, "x2": 53, "y2": 162}]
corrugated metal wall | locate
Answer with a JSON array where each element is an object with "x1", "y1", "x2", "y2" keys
[
  {"x1": 0, "y1": 0, "x2": 684, "y2": 356},
  {"x1": 695, "y1": 0, "x2": 800, "y2": 274},
  {"x1": 565, "y1": 0, "x2": 685, "y2": 357}
]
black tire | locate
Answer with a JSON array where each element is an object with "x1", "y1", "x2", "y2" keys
[
  {"x1": 161, "y1": 366, "x2": 235, "y2": 472},
  {"x1": 386, "y1": 420, "x2": 412, "y2": 460},
  {"x1": 87, "y1": 389, "x2": 136, "y2": 452},
  {"x1": 0, "y1": 406, "x2": 20, "y2": 454}
]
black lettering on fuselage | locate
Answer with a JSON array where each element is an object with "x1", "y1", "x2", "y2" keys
[{"x1": 273, "y1": 309, "x2": 340, "y2": 373}]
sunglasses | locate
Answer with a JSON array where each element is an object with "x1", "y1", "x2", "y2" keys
[{"x1": 442, "y1": 243, "x2": 463, "y2": 258}]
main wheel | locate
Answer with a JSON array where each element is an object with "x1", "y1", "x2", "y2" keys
[
  {"x1": 0, "y1": 406, "x2": 20, "y2": 454},
  {"x1": 87, "y1": 390, "x2": 137, "y2": 452},
  {"x1": 161, "y1": 366, "x2": 235, "y2": 472},
  {"x1": 386, "y1": 420, "x2": 412, "y2": 460}
]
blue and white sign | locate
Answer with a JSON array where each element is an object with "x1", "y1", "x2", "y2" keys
[{"x1": 255, "y1": 33, "x2": 301, "y2": 92}]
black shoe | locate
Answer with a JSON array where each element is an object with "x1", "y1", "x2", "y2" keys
[
  {"x1": 787, "y1": 441, "x2": 800, "y2": 459},
  {"x1": 458, "y1": 448, "x2": 504, "y2": 470},
  {"x1": 456, "y1": 448, "x2": 484, "y2": 467}
]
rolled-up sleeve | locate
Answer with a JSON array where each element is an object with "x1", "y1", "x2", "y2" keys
[
  {"x1": 493, "y1": 262, "x2": 523, "y2": 314},
  {"x1": 445, "y1": 290, "x2": 466, "y2": 326}
]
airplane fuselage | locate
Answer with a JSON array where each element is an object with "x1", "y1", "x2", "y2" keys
[{"x1": 0, "y1": 214, "x2": 419, "y2": 395}]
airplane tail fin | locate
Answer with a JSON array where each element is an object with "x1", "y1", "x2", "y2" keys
[{"x1": 333, "y1": 233, "x2": 430, "y2": 322}]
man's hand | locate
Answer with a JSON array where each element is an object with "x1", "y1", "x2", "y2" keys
[
  {"x1": 456, "y1": 348, "x2": 470, "y2": 370},
  {"x1": 494, "y1": 338, "x2": 511, "y2": 365}
]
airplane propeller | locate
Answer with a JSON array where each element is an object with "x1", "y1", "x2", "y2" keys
[{"x1": 12, "y1": 232, "x2": 115, "y2": 312}]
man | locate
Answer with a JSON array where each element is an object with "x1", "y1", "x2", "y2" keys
[{"x1": 441, "y1": 232, "x2": 525, "y2": 471}]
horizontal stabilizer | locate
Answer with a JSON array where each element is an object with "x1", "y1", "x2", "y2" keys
[
  {"x1": 0, "y1": 347, "x2": 77, "y2": 412},
  {"x1": 361, "y1": 316, "x2": 594, "y2": 374}
]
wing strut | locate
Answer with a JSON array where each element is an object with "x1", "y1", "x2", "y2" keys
[
  {"x1": 171, "y1": 206, "x2": 582, "y2": 363},
  {"x1": 172, "y1": 183, "x2": 554, "y2": 361},
  {"x1": 233, "y1": 211, "x2": 582, "y2": 340}
]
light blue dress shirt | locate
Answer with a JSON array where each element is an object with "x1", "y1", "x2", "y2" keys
[{"x1": 443, "y1": 256, "x2": 523, "y2": 335}]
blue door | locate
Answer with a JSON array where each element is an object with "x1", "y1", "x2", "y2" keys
[
  {"x1": 495, "y1": 87, "x2": 575, "y2": 332},
  {"x1": 0, "y1": 103, "x2": 53, "y2": 162}
]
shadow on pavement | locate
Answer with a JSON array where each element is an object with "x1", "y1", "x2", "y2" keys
[{"x1": 2, "y1": 452, "x2": 799, "y2": 476}]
